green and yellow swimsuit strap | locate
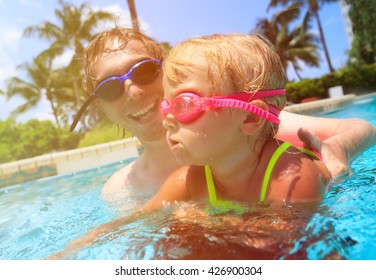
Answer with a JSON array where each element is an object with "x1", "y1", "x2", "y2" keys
[
  {"x1": 204, "y1": 165, "x2": 248, "y2": 215},
  {"x1": 259, "y1": 142, "x2": 292, "y2": 203},
  {"x1": 205, "y1": 165, "x2": 218, "y2": 205},
  {"x1": 205, "y1": 143, "x2": 294, "y2": 205},
  {"x1": 259, "y1": 142, "x2": 328, "y2": 203}
]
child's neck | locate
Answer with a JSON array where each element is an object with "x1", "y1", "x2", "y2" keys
[{"x1": 207, "y1": 139, "x2": 267, "y2": 202}]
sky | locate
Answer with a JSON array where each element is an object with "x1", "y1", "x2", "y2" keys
[{"x1": 0, "y1": 0, "x2": 351, "y2": 123}]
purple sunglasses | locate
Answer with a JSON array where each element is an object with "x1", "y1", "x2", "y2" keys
[{"x1": 70, "y1": 59, "x2": 162, "y2": 131}]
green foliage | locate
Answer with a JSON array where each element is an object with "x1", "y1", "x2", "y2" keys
[
  {"x1": 266, "y1": 0, "x2": 338, "y2": 73},
  {"x1": 18, "y1": 120, "x2": 60, "y2": 158},
  {"x1": 0, "y1": 118, "x2": 82, "y2": 164},
  {"x1": 254, "y1": 3, "x2": 321, "y2": 78},
  {"x1": 336, "y1": 64, "x2": 376, "y2": 94},
  {"x1": 286, "y1": 78, "x2": 326, "y2": 103},
  {"x1": 347, "y1": 0, "x2": 376, "y2": 65},
  {"x1": 286, "y1": 64, "x2": 376, "y2": 103},
  {"x1": 78, "y1": 119, "x2": 132, "y2": 148},
  {"x1": 0, "y1": 118, "x2": 22, "y2": 163},
  {"x1": 58, "y1": 128, "x2": 82, "y2": 150},
  {"x1": 0, "y1": 115, "x2": 134, "y2": 164}
]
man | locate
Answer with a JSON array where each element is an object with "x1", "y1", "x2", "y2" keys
[{"x1": 71, "y1": 27, "x2": 376, "y2": 198}]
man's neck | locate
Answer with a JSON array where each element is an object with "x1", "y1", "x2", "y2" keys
[{"x1": 138, "y1": 137, "x2": 181, "y2": 179}]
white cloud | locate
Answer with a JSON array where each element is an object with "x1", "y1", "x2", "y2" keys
[
  {"x1": 89, "y1": 3, "x2": 129, "y2": 31},
  {"x1": 33, "y1": 111, "x2": 55, "y2": 122},
  {"x1": 0, "y1": 26, "x2": 23, "y2": 54},
  {"x1": 90, "y1": 3, "x2": 150, "y2": 34},
  {"x1": 100, "y1": 3, "x2": 126, "y2": 15},
  {"x1": 0, "y1": 25, "x2": 23, "y2": 92}
]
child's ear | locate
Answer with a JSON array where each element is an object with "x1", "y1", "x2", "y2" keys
[{"x1": 240, "y1": 100, "x2": 267, "y2": 135}]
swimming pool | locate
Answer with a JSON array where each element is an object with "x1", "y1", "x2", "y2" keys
[{"x1": 1, "y1": 96, "x2": 375, "y2": 260}]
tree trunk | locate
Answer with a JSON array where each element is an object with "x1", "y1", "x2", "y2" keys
[
  {"x1": 127, "y1": 0, "x2": 140, "y2": 30},
  {"x1": 312, "y1": 10, "x2": 335, "y2": 73},
  {"x1": 292, "y1": 63, "x2": 303, "y2": 80},
  {"x1": 47, "y1": 92, "x2": 62, "y2": 130}
]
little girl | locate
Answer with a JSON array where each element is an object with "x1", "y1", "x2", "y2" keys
[{"x1": 142, "y1": 33, "x2": 331, "y2": 212}]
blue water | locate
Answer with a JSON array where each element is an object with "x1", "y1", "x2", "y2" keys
[{"x1": 0, "y1": 96, "x2": 375, "y2": 260}]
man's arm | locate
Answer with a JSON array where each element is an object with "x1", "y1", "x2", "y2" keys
[
  {"x1": 46, "y1": 210, "x2": 143, "y2": 259},
  {"x1": 278, "y1": 111, "x2": 376, "y2": 178},
  {"x1": 46, "y1": 167, "x2": 191, "y2": 259}
]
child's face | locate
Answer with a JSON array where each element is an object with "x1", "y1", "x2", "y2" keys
[{"x1": 162, "y1": 57, "x2": 248, "y2": 166}]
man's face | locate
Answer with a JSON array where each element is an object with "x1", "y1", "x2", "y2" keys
[{"x1": 93, "y1": 40, "x2": 165, "y2": 142}]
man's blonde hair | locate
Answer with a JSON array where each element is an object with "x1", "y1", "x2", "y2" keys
[
  {"x1": 83, "y1": 27, "x2": 164, "y2": 97},
  {"x1": 164, "y1": 33, "x2": 287, "y2": 140}
]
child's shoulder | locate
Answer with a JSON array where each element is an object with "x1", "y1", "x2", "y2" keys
[
  {"x1": 162, "y1": 165, "x2": 207, "y2": 195},
  {"x1": 264, "y1": 140, "x2": 331, "y2": 203}
]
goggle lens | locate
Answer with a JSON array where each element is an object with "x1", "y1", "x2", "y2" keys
[{"x1": 170, "y1": 95, "x2": 204, "y2": 122}]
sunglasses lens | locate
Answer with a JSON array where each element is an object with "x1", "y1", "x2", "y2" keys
[
  {"x1": 93, "y1": 60, "x2": 161, "y2": 101},
  {"x1": 95, "y1": 79, "x2": 123, "y2": 101},
  {"x1": 132, "y1": 61, "x2": 161, "y2": 84}
]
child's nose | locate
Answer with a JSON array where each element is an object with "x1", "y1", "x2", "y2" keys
[{"x1": 163, "y1": 113, "x2": 178, "y2": 131}]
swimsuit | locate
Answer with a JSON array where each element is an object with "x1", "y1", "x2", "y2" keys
[{"x1": 204, "y1": 142, "x2": 329, "y2": 214}]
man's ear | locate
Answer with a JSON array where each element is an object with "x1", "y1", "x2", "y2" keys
[{"x1": 240, "y1": 100, "x2": 268, "y2": 135}]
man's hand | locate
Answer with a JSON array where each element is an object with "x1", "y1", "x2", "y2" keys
[{"x1": 297, "y1": 127, "x2": 350, "y2": 179}]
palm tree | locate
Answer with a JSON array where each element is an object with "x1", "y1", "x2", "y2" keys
[
  {"x1": 126, "y1": 0, "x2": 140, "y2": 30},
  {"x1": 23, "y1": 0, "x2": 116, "y2": 129},
  {"x1": 268, "y1": 0, "x2": 337, "y2": 73},
  {"x1": 5, "y1": 54, "x2": 73, "y2": 129},
  {"x1": 254, "y1": 4, "x2": 320, "y2": 80}
]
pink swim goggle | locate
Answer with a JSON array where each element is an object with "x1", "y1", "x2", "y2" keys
[{"x1": 160, "y1": 89, "x2": 286, "y2": 123}]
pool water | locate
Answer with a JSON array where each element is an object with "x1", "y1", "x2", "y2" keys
[{"x1": 0, "y1": 96, "x2": 375, "y2": 260}]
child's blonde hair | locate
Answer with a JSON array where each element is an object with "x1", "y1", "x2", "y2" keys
[
  {"x1": 164, "y1": 33, "x2": 287, "y2": 140},
  {"x1": 83, "y1": 27, "x2": 164, "y2": 97}
]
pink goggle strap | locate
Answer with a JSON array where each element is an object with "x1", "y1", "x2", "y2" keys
[
  {"x1": 208, "y1": 89, "x2": 286, "y2": 123},
  {"x1": 209, "y1": 99, "x2": 280, "y2": 123}
]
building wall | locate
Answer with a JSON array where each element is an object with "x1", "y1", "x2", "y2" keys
[{"x1": 340, "y1": 0, "x2": 353, "y2": 45}]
